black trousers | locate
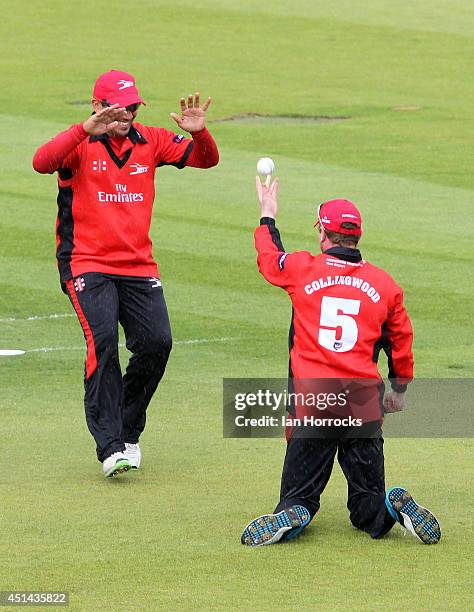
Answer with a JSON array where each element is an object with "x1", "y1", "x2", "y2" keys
[
  {"x1": 64, "y1": 273, "x2": 172, "y2": 462},
  {"x1": 274, "y1": 432, "x2": 395, "y2": 538}
]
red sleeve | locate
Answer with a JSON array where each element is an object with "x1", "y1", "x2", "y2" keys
[
  {"x1": 385, "y1": 285, "x2": 414, "y2": 390},
  {"x1": 254, "y1": 219, "x2": 300, "y2": 290},
  {"x1": 153, "y1": 127, "x2": 219, "y2": 169},
  {"x1": 32, "y1": 123, "x2": 88, "y2": 174},
  {"x1": 185, "y1": 128, "x2": 219, "y2": 168}
]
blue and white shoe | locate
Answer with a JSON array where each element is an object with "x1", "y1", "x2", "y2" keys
[
  {"x1": 241, "y1": 505, "x2": 311, "y2": 546},
  {"x1": 385, "y1": 487, "x2": 441, "y2": 545}
]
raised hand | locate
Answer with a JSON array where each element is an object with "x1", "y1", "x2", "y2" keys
[
  {"x1": 170, "y1": 92, "x2": 211, "y2": 134},
  {"x1": 83, "y1": 104, "x2": 128, "y2": 136},
  {"x1": 256, "y1": 176, "x2": 279, "y2": 219}
]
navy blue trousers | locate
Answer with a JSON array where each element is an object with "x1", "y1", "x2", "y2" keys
[
  {"x1": 65, "y1": 273, "x2": 172, "y2": 462},
  {"x1": 275, "y1": 432, "x2": 395, "y2": 538}
]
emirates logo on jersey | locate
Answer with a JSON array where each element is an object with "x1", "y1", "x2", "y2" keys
[
  {"x1": 92, "y1": 159, "x2": 107, "y2": 172},
  {"x1": 97, "y1": 183, "x2": 144, "y2": 204}
]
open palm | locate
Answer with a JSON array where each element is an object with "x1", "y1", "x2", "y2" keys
[{"x1": 170, "y1": 92, "x2": 211, "y2": 133}]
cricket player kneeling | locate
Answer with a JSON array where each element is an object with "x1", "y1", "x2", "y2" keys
[{"x1": 241, "y1": 177, "x2": 441, "y2": 546}]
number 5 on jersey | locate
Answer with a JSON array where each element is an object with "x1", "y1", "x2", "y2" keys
[{"x1": 318, "y1": 296, "x2": 361, "y2": 352}]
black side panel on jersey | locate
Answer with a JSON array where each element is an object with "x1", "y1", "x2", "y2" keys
[
  {"x1": 372, "y1": 323, "x2": 396, "y2": 379},
  {"x1": 287, "y1": 307, "x2": 296, "y2": 416},
  {"x1": 56, "y1": 183, "x2": 74, "y2": 282},
  {"x1": 156, "y1": 141, "x2": 193, "y2": 169}
]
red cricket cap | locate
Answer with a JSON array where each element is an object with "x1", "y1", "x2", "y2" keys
[
  {"x1": 93, "y1": 70, "x2": 144, "y2": 107},
  {"x1": 315, "y1": 199, "x2": 362, "y2": 236}
]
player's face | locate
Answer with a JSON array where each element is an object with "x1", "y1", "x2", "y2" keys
[{"x1": 103, "y1": 101, "x2": 140, "y2": 137}]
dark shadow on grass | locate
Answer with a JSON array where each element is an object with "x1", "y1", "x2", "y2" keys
[{"x1": 209, "y1": 113, "x2": 349, "y2": 125}]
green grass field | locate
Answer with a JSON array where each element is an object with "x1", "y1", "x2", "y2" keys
[{"x1": 1, "y1": 1, "x2": 473, "y2": 609}]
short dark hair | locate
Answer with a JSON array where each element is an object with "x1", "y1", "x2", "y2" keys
[{"x1": 325, "y1": 222, "x2": 361, "y2": 247}]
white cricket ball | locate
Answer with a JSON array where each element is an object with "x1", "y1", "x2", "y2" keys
[{"x1": 257, "y1": 157, "x2": 275, "y2": 175}]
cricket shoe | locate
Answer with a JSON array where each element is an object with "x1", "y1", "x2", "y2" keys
[
  {"x1": 241, "y1": 505, "x2": 311, "y2": 547},
  {"x1": 102, "y1": 452, "x2": 132, "y2": 478},
  {"x1": 385, "y1": 487, "x2": 441, "y2": 545},
  {"x1": 124, "y1": 443, "x2": 141, "y2": 469}
]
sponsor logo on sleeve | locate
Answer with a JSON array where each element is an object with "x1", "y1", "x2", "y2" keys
[
  {"x1": 278, "y1": 253, "x2": 289, "y2": 271},
  {"x1": 172, "y1": 134, "x2": 185, "y2": 143}
]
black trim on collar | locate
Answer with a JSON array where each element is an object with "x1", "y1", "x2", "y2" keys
[
  {"x1": 102, "y1": 141, "x2": 132, "y2": 169},
  {"x1": 324, "y1": 246, "x2": 362, "y2": 263},
  {"x1": 128, "y1": 126, "x2": 147, "y2": 144},
  {"x1": 89, "y1": 126, "x2": 147, "y2": 169},
  {"x1": 89, "y1": 125, "x2": 147, "y2": 145}
]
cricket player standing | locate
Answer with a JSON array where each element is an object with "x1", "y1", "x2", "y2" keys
[
  {"x1": 241, "y1": 177, "x2": 441, "y2": 545},
  {"x1": 33, "y1": 70, "x2": 219, "y2": 477}
]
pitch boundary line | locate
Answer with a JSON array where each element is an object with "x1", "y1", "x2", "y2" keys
[
  {"x1": 0, "y1": 313, "x2": 75, "y2": 323},
  {"x1": 25, "y1": 337, "x2": 238, "y2": 354}
]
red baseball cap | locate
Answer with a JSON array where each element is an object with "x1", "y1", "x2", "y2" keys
[
  {"x1": 93, "y1": 70, "x2": 144, "y2": 107},
  {"x1": 315, "y1": 199, "x2": 362, "y2": 236}
]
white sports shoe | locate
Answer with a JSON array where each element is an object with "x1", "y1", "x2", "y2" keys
[
  {"x1": 124, "y1": 443, "x2": 141, "y2": 469},
  {"x1": 102, "y1": 452, "x2": 132, "y2": 478}
]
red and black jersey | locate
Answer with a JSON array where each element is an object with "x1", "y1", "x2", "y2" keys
[
  {"x1": 33, "y1": 122, "x2": 219, "y2": 281},
  {"x1": 254, "y1": 218, "x2": 414, "y2": 389}
]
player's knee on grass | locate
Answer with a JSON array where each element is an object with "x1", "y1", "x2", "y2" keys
[{"x1": 348, "y1": 492, "x2": 393, "y2": 538}]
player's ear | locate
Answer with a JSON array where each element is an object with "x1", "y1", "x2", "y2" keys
[
  {"x1": 319, "y1": 229, "x2": 326, "y2": 251},
  {"x1": 91, "y1": 98, "x2": 102, "y2": 114}
]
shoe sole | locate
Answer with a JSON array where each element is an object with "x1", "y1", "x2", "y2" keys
[
  {"x1": 241, "y1": 506, "x2": 311, "y2": 547},
  {"x1": 387, "y1": 487, "x2": 441, "y2": 545},
  {"x1": 105, "y1": 459, "x2": 132, "y2": 478}
]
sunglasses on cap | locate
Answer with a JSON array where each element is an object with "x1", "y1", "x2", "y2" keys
[
  {"x1": 101, "y1": 100, "x2": 141, "y2": 113},
  {"x1": 313, "y1": 202, "x2": 324, "y2": 229}
]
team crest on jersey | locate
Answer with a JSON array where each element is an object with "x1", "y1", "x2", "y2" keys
[
  {"x1": 92, "y1": 159, "x2": 107, "y2": 172},
  {"x1": 74, "y1": 277, "x2": 86, "y2": 292},
  {"x1": 172, "y1": 134, "x2": 185, "y2": 143},
  {"x1": 129, "y1": 162, "x2": 149, "y2": 175}
]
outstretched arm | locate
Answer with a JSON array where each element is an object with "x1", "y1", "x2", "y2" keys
[
  {"x1": 170, "y1": 93, "x2": 218, "y2": 168},
  {"x1": 254, "y1": 177, "x2": 299, "y2": 289},
  {"x1": 33, "y1": 104, "x2": 129, "y2": 174}
]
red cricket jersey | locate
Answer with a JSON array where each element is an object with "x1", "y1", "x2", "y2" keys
[
  {"x1": 254, "y1": 220, "x2": 414, "y2": 388},
  {"x1": 35, "y1": 122, "x2": 218, "y2": 281}
]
